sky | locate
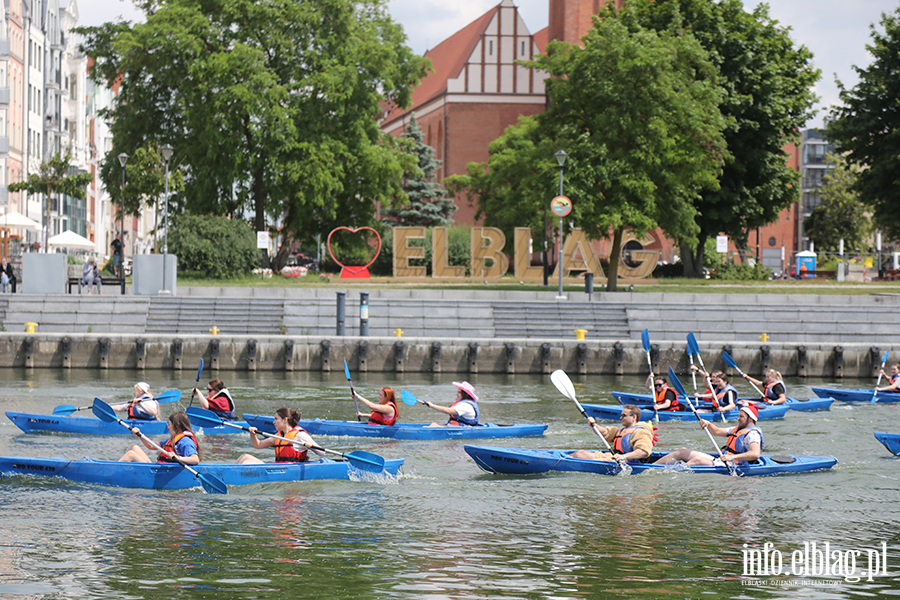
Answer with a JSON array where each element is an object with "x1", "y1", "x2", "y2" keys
[{"x1": 73, "y1": 0, "x2": 900, "y2": 129}]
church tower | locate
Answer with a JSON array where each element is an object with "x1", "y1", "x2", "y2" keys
[{"x1": 548, "y1": 0, "x2": 625, "y2": 44}]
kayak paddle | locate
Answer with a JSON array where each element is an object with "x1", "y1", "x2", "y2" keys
[
  {"x1": 52, "y1": 390, "x2": 182, "y2": 416},
  {"x1": 687, "y1": 333, "x2": 725, "y2": 422},
  {"x1": 92, "y1": 399, "x2": 227, "y2": 494},
  {"x1": 721, "y1": 350, "x2": 765, "y2": 398},
  {"x1": 871, "y1": 351, "x2": 890, "y2": 403},
  {"x1": 400, "y1": 389, "x2": 427, "y2": 406},
  {"x1": 186, "y1": 407, "x2": 386, "y2": 473},
  {"x1": 189, "y1": 358, "x2": 204, "y2": 408},
  {"x1": 641, "y1": 329, "x2": 658, "y2": 424},
  {"x1": 667, "y1": 367, "x2": 735, "y2": 476},
  {"x1": 344, "y1": 358, "x2": 360, "y2": 421}
]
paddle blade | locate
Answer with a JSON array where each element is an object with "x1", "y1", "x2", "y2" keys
[
  {"x1": 400, "y1": 390, "x2": 420, "y2": 406},
  {"x1": 154, "y1": 390, "x2": 182, "y2": 404},
  {"x1": 882, "y1": 351, "x2": 890, "y2": 364},
  {"x1": 197, "y1": 473, "x2": 227, "y2": 495},
  {"x1": 345, "y1": 450, "x2": 386, "y2": 472},
  {"x1": 344, "y1": 358, "x2": 351, "y2": 381},
  {"x1": 52, "y1": 404, "x2": 77, "y2": 416},
  {"x1": 197, "y1": 359, "x2": 205, "y2": 382},
  {"x1": 551, "y1": 369, "x2": 577, "y2": 401},
  {"x1": 641, "y1": 329, "x2": 650, "y2": 352},
  {"x1": 91, "y1": 398, "x2": 117, "y2": 423},
  {"x1": 722, "y1": 350, "x2": 737, "y2": 369},
  {"x1": 186, "y1": 406, "x2": 225, "y2": 426},
  {"x1": 667, "y1": 367, "x2": 688, "y2": 399},
  {"x1": 687, "y1": 333, "x2": 699, "y2": 356}
]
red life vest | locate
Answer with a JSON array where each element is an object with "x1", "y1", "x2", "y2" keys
[
  {"x1": 207, "y1": 389, "x2": 236, "y2": 419},
  {"x1": 274, "y1": 426, "x2": 309, "y2": 463},
  {"x1": 368, "y1": 400, "x2": 398, "y2": 426},
  {"x1": 157, "y1": 431, "x2": 200, "y2": 463},
  {"x1": 655, "y1": 385, "x2": 680, "y2": 411}
]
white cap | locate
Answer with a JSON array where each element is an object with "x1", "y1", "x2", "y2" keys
[{"x1": 136, "y1": 382, "x2": 150, "y2": 393}]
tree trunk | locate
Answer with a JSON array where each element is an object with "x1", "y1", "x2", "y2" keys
[
  {"x1": 606, "y1": 226, "x2": 624, "y2": 292},
  {"x1": 681, "y1": 241, "x2": 696, "y2": 278}
]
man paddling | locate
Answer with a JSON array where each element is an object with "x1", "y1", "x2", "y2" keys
[
  {"x1": 570, "y1": 404, "x2": 655, "y2": 463},
  {"x1": 876, "y1": 364, "x2": 900, "y2": 392},
  {"x1": 653, "y1": 405, "x2": 763, "y2": 466}
]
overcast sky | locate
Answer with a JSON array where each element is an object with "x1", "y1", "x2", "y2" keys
[{"x1": 74, "y1": 0, "x2": 899, "y2": 129}]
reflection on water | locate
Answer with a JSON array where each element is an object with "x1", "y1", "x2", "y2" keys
[{"x1": 2, "y1": 370, "x2": 900, "y2": 598}]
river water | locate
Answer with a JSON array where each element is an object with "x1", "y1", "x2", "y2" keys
[{"x1": 1, "y1": 368, "x2": 899, "y2": 599}]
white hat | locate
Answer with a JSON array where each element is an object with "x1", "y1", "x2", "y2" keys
[{"x1": 136, "y1": 382, "x2": 150, "y2": 393}]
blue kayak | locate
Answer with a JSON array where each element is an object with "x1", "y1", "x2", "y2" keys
[
  {"x1": 5, "y1": 411, "x2": 250, "y2": 436},
  {"x1": 0, "y1": 455, "x2": 404, "y2": 491},
  {"x1": 464, "y1": 446, "x2": 837, "y2": 477},
  {"x1": 580, "y1": 403, "x2": 789, "y2": 422},
  {"x1": 611, "y1": 391, "x2": 832, "y2": 411},
  {"x1": 874, "y1": 432, "x2": 900, "y2": 455},
  {"x1": 243, "y1": 414, "x2": 547, "y2": 440},
  {"x1": 811, "y1": 387, "x2": 900, "y2": 403}
]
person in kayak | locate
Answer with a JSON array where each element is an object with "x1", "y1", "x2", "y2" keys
[
  {"x1": 425, "y1": 381, "x2": 480, "y2": 426},
  {"x1": 118, "y1": 411, "x2": 200, "y2": 464},
  {"x1": 648, "y1": 374, "x2": 681, "y2": 410},
  {"x1": 353, "y1": 387, "x2": 399, "y2": 425},
  {"x1": 691, "y1": 367, "x2": 738, "y2": 413},
  {"x1": 653, "y1": 404, "x2": 763, "y2": 466},
  {"x1": 742, "y1": 369, "x2": 787, "y2": 405},
  {"x1": 234, "y1": 408, "x2": 324, "y2": 464},
  {"x1": 876, "y1": 363, "x2": 900, "y2": 392},
  {"x1": 192, "y1": 379, "x2": 236, "y2": 419},
  {"x1": 570, "y1": 405, "x2": 655, "y2": 462},
  {"x1": 112, "y1": 382, "x2": 159, "y2": 420}
]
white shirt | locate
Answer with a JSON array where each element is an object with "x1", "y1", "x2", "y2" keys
[{"x1": 452, "y1": 401, "x2": 477, "y2": 422}]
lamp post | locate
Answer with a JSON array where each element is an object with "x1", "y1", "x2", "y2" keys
[
  {"x1": 554, "y1": 150, "x2": 567, "y2": 299},
  {"x1": 117, "y1": 152, "x2": 128, "y2": 277},
  {"x1": 160, "y1": 144, "x2": 174, "y2": 294}
]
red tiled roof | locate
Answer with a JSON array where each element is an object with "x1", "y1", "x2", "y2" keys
[{"x1": 532, "y1": 26, "x2": 548, "y2": 52}]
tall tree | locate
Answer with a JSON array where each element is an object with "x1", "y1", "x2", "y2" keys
[
  {"x1": 7, "y1": 154, "x2": 93, "y2": 252},
  {"x1": 615, "y1": 0, "x2": 819, "y2": 277},
  {"x1": 803, "y1": 153, "x2": 871, "y2": 253},
  {"x1": 827, "y1": 7, "x2": 900, "y2": 242},
  {"x1": 76, "y1": 0, "x2": 428, "y2": 269},
  {"x1": 381, "y1": 114, "x2": 455, "y2": 227}
]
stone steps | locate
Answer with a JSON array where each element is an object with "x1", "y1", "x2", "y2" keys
[{"x1": 145, "y1": 297, "x2": 285, "y2": 334}]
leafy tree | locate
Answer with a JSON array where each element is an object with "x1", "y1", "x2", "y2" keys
[
  {"x1": 7, "y1": 154, "x2": 93, "y2": 251},
  {"x1": 381, "y1": 114, "x2": 456, "y2": 227},
  {"x1": 804, "y1": 153, "x2": 871, "y2": 253},
  {"x1": 827, "y1": 7, "x2": 900, "y2": 242},
  {"x1": 76, "y1": 0, "x2": 428, "y2": 269},
  {"x1": 615, "y1": 0, "x2": 819, "y2": 277},
  {"x1": 169, "y1": 215, "x2": 258, "y2": 279}
]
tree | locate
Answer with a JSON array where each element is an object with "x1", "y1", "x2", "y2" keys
[
  {"x1": 76, "y1": 0, "x2": 428, "y2": 269},
  {"x1": 804, "y1": 153, "x2": 871, "y2": 253},
  {"x1": 381, "y1": 114, "x2": 455, "y2": 227},
  {"x1": 827, "y1": 7, "x2": 900, "y2": 242},
  {"x1": 614, "y1": 0, "x2": 819, "y2": 277},
  {"x1": 7, "y1": 154, "x2": 93, "y2": 252}
]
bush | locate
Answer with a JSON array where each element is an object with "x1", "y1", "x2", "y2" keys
[
  {"x1": 709, "y1": 262, "x2": 773, "y2": 281},
  {"x1": 169, "y1": 215, "x2": 259, "y2": 279}
]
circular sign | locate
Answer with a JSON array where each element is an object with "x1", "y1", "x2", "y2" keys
[{"x1": 550, "y1": 195, "x2": 572, "y2": 217}]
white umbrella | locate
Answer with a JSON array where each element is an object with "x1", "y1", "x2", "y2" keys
[
  {"x1": 47, "y1": 230, "x2": 95, "y2": 250},
  {"x1": 0, "y1": 211, "x2": 40, "y2": 230}
]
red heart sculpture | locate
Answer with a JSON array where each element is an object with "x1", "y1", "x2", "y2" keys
[{"x1": 326, "y1": 227, "x2": 382, "y2": 279}]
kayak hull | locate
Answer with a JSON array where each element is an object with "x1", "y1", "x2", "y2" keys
[
  {"x1": 611, "y1": 391, "x2": 832, "y2": 411},
  {"x1": 811, "y1": 387, "x2": 900, "y2": 403},
  {"x1": 464, "y1": 446, "x2": 837, "y2": 477},
  {"x1": 0, "y1": 455, "x2": 404, "y2": 491},
  {"x1": 243, "y1": 414, "x2": 547, "y2": 440},
  {"x1": 580, "y1": 403, "x2": 789, "y2": 422},
  {"x1": 5, "y1": 411, "x2": 250, "y2": 436},
  {"x1": 874, "y1": 432, "x2": 900, "y2": 455}
]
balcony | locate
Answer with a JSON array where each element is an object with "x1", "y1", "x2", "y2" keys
[
  {"x1": 0, "y1": 87, "x2": 9, "y2": 107},
  {"x1": 45, "y1": 70, "x2": 61, "y2": 90}
]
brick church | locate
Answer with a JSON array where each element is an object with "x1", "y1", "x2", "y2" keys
[{"x1": 380, "y1": 0, "x2": 798, "y2": 272}]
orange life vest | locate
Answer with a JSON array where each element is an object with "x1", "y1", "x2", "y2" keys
[
  {"x1": 274, "y1": 426, "x2": 309, "y2": 463},
  {"x1": 655, "y1": 385, "x2": 680, "y2": 411},
  {"x1": 157, "y1": 431, "x2": 200, "y2": 463}
]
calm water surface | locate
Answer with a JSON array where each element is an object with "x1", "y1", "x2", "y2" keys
[{"x1": 1, "y1": 369, "x2": 899, "y2": 599}]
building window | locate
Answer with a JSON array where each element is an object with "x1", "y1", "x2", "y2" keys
[
  {"x1": 489, "y1": 40, "x2": 493, "y2": 55},
  {"x1": 521, "y1": 41, "x2": 525, "y2": 56}
]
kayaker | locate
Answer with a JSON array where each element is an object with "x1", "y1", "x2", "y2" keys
[
  {"x1": 742, "y1": 369, "x2": 787, "y2": 405},
  {"x1": 570, "y1": 405, "x2": 655, "y2": 462},
  {"x1": 118, "y1": 411, "x2": 200, "y2": 464},
  {"x1": 234, "y1": 408, "x2": 324, "y2": 464},
  {"x1": 691, "y1": 367, "x2": 738, "y2": 413},
  {"x1": 192, "y1": 379, "x2": 236, "y2": 419},
  {"x1": 648, "y1": 374, "x2": 681, "y2": 411},
  {"x1": 653, "y1": 404, "x2": 763, "y2": 466},
  {"x1": 425, "y1": 381, "x2": 480, "y2": 426},
  {"x1": 876, "y1": 363, "x2": 900, "y2": 392},
  {"x1": 353, "y1": 387, "x2": 399, "y2": 425},
  {"x1": 111, "y1": 382, "x2": 159, "y2": 420}
]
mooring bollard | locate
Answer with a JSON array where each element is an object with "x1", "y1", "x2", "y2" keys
[{"x1": 574, "y1": 329, "x2": 587, "y2": 341}]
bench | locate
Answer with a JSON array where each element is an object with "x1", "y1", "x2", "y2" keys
[
  {"x1": 67, "y1": 277, "x2": 126, "y2": 294},
  {"x1": 880, "y1": 269, "x2": 900, "y2": 282}
]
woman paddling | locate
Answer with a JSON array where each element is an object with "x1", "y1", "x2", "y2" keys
[
  {"x1": 424, "y1": 381, "x2": 480, "y2": 427},
  {"x1": 111, "y1": 382, "x2": 159, "y2": 420},
  {"x1": 192, "y1": 379, "x2": 236, "y2": 419},
  {"x1": 353, "y1": 387, "x2": 399, "y2": 425},
  {"x1": 119, "y1": 412, "x2": 200, "y2": 464},
  {"x1": 690, "y1": 367, "x2": 738, "y2": 413},
  {"x1": 234, "y1": 408, "x2": 324, "y2": 465},
  {"x1": 742, "y1": 369, "x2": 787, "y2": 405}
]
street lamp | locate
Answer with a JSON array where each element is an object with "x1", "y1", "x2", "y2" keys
[
  {"x1": 160, "y1": 144, "x2": 174, "y2": 294},
  {"x1": 117, "y1": 152, "x2": 128, "y2": 278},
  {"x1": 555, "y1": 150, "x2": 567, "y2": 299}
]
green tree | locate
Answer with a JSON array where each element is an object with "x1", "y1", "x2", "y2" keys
[
  {"x1": 169, "y1": 215, "x2": 259, "y2": 279},
  {"x1": 7, "y1": 154, "x2": 93, "y2": 252},
  {"x1": 615, "y1": 0, "x2": 819, "y2": 277},
  {"x1": 827, "y1": 7, "x2": 900, "y2": 242},
  {"x1": 76, "y1": 0, "x2": 428, "y2": 269},
  {"x1": 804, "y1": 153, "x2": 871, "y2": 253},
  {"x1": 381, "y1": 114, "x2": 456, "y2": 227}
]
